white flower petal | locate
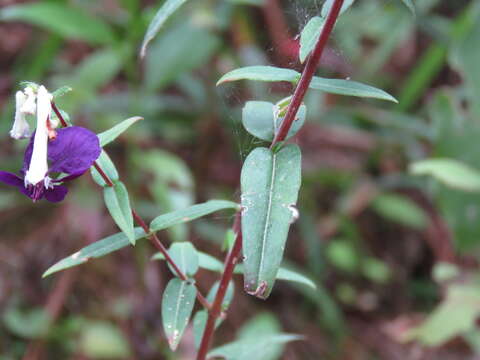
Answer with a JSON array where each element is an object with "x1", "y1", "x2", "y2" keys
[
  {"x1": 21, "y1": 87, "x2": 37, "y2": 115},
  {"x1": 25, "y1": 86, "x2": 52, "y2": 186},
  {"x1": 10, "y1": 91, "x2": 31, "y2": 139}
]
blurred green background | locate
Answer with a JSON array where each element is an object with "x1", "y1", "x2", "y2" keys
[{"x1": 1, "y1": 0, "x2": 480, "y2": 359}]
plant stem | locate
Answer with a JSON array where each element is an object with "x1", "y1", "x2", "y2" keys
[
  {"x1": 196, "y1": 212, "x2": 243, "y2": 360},
  {"x1": 93, "y1": 162, "x2": 115, "y2": 187},
  {"x1": 51, "y1": 102, "x2": 68, "y2": 127},
  {"x1": 131, "y1": 210, "x2": 211, "y2": 310},
  {"x1": 51, "y1": 101, "x2": 211, "y2": 310},
  {"x1": 196, "y1": 0, "x2": 345, "y2": 356},
  {"x1": 270, "y1": 0, "x2": 345, "y2": 148}
]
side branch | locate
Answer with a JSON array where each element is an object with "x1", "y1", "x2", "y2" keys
[{"x1": 51, "y1": 101, "x2": 211, "y2": 310}]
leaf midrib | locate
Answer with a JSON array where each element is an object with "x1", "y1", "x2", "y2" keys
[
  {"x1": 171, "y1": 280, "x2": 185, "y2": 345},
  {"x1": 257, "y1": 151, "x2": 277, "y2": 283}
]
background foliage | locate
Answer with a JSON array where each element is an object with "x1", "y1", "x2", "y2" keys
[{"x1": 1, "y1": 0, "x2": 480, "y2": 359}]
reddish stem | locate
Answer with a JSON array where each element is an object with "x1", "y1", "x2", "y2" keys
[
  {"x1": 132, "y1": 210, "x2": 211, "y2": 310},
  {"x1": 93, "y1": 162, "x2": 115, "y2": 187},
  {"x1": 196, "y1": 1, "x2": 345, "y2": 357},
  {"x1": 51, "y1": 102, "x2": 68, "y2": 128},
  {"x1": 196, "y1": 213, "x2": 243, "y2": 360},
  {"x1": 270, "y1": 0, "x2": 345, "y2": 148}
]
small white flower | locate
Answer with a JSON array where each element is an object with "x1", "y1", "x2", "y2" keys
[
  {"x1": 25, "y1": 86, "x2": 52, "y2": 187},
  {"x1": 21, "y1": 86, "x2": 37, "y2": 115},
  {"x1": 10, "y1": 91, "x2": 31, "y2": 139}
]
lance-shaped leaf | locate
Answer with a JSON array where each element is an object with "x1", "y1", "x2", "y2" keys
[
  {"x1": 399, "y1": 0, "x2": 415, "y2": 15},
  {"x1": 310, "y1": 77, "x2": 398, "y2": 102},
  {"x1": 140, "y1": 0, "x2": 189, "y2": 57},
  {"x1": 43, "y1": 201, "x2": 236, "y2": 277},
  {"x1": 242, "y1": 101, "x2": 306, "y2": 141},
  {"x1": 43, "y1": 228, "x2": 147, "y2": 277},
  {"x1": 91, "y1": 150, "x2": 119, "y2": 187},
  {"x1": 155, "y1": 242, "x2": 199, "y2": 277},
  {"x1": 241, "y1": 145, "x2": 302, "y2": 299},
  {"x1": 98, "y1": 117, "x2": 143, "y2": 147},
  {"x1": 217, "y1": 66, "x2": 300, "y2": 85},
  {"x1": 0, "y1": 3, "x2": 115, "y2": 44},
  {"x1": 104, "y1": 181, "x2": 135, "y2": 244},
  {"x1": 299, "y1": 0, "x2": 355, "y2": 63},
  {"x1": 162, "y1": 278, "x2": 196, "y2": 351},
  {"x1": 52, "y1": 86, "x2": 72, "y2": 98},
  {"x1": 160, "y1": 250, "x2": 317, "y2": 289},
  {"x1": 150, "y1": 200, "x2": 239, "y2": 232},
  {"x1": 410, "y1": 158, "x2": 480, "y2": 192},
  {"x1": 299, "y1": 16, "x2": 324, "y2": 64},
  {"x1": 208, "y1": 334, "x2": 302, "y2": 360}
]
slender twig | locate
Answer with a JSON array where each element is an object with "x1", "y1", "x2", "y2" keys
[
  {"x1": 51, "y1": 101, "x2": 211, "y2": 310},
  {"x1": 132, "y1": 210, "x2": 211, "y2": 309},
  {"x1": 196, "y1": 212, "x2": 243, "y2": 360},
  {"x1": 270, "y1": 0, "x2": 345, "y2": 148},
  {"x1": 51, "y1": 102, "x2": 68, "y2": 128},
  {"x1": 92, "y1": 162, "x2": 115, "y2": 187}
]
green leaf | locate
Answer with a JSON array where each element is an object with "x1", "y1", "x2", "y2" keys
[
  {"x1": 162, "y1": 278, "x2": 196, "y2": 351},
  {"x1": 193, "y1": 310, "x2": 208, "y2": 349},
  {"x1": 399, "y1": 0, "x2": 416, "y2": 15},
  {"x1": 362, "y1": 258, "x2": 391, "y2": 284},
  {"x1": 242, "y1": 101, "x2": 306, "y2": 141},
  {"x1": 275, "y1": 268, "x2": 316, "y2": 290},
  {"x1": 299, "y1": 0, "x2": 356, "y2": 63},
  {"x1": 0, "y1": 3, "x2": 114, "y2": 44},
  {"x1": 154, "y1": 249, "x2": 222, "y2": 272},
  {"x1": 91, "y1": 150, "x2": 119, "y2": 187},
  {"x1": 150, "y1": 200, "x2": 239, "y2": 232},
  {"x1": 241, "y1": 145, "x2": 302, "y2": 299},
  {"x1": 310, "y1": 77, "x2": 398, "y2": 102},
  {"x1": 207, "y1": 281, "x2": 235, "y2": 308},
  {"x1": 208, "y1": 334, "x2": 302, "y2": 360},
  {"x1": 51, "y1": 86, "x2": 72, "y2": 98},
  {"x1": 168, "y1": 242, "x2": 199, "y2": 277},
  {"x1": 58, "y1": 48, "x2": 126, "y2": 95},
  {"x1": 98, "y1": 117, "x2": 143, "y2": 147},
  {"x1": 321, "y1": 0, "x2": 356, "y2": 18},
  {"x1": 407, "y1": 283, "x2": 480, "y2": 345},
  {"x1": 188, "y1": 251, "x2": 317, "y2": 290},
  {"x1": 326, "y1": 239, "x2": 358, "y2": 273},
  {"x1": 140, "y1": 0, "x2": 189, "y2": 57},
  {"x1": 192, "y1": 309, "x2": 224, "y2": 349},
  {"x1": 43, "y1": 228, "x2": 147, "y2": 277},
  {"x1": 145, "y1": 23, "x2": 220, "y2": 91},
  {"x1": 372, "y1": 193, "x2": 427, "y2": 229},
  {"x1": 410, "y1": 158, "x2": 480, "y2": 192},
  {"x1": 80, "y1": 321, "x2": 131, "y2": 358},
  {"x1": 217, "y1": 66, "x2": 300, "y2": 85},
  {"x1": 235, "y1": 313, "x2": 286, "y2": 360},
  {"x1": 198, "y1": 252, "x2": 224, "y2": 272},
  {"x1": 104, "y1": 181, "x2": 135, "y2": 244},
  {"x1": 299, "y1": 16, "x2": 324, "y2": 64},
  {"x1": 3, "y1": 307, "x2": 49, "y2": 339}
]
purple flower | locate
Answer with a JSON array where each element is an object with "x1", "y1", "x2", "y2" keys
[{"x1": 0, "y1": 126, "x2": 101, "y2": 202}]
